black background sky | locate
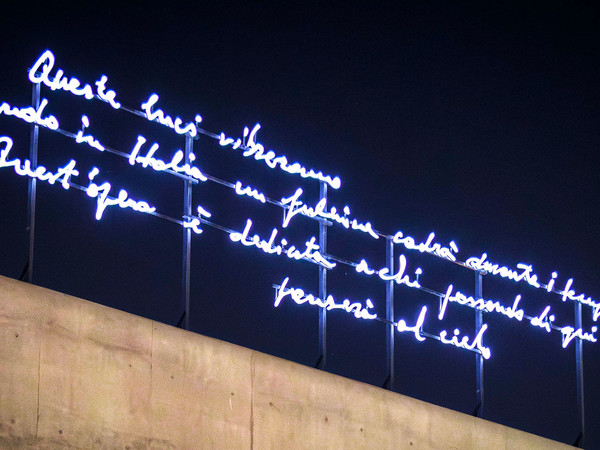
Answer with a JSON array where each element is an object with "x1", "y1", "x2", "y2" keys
[{"x1": 1, "y1": 2, "x2": 599, "y2": 447}]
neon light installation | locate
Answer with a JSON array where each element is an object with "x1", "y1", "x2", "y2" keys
[
  {"x1": 0, "y1": 99, "x2": 59, "y2": 130},
  {"x1": 439, "y1": 326, "x2": 491, "y2": 359},
  {"x1": 559, "y1": 278, "x2": 600, "y2": 321},
  {"x1": 75, "y1": 115, "x2": 105, "y2": 151},
  {"x1": 465, "y1": 253, "x2": 540, "y2": 288},
  {"x1": 561, "y1": 325, "x2": 598, "y2": 348},
  {"x1": 128, "y1": 135, "x2": 208, "y2": 182},
  {"x1": 219, "y1": 124, "x2": 342, "y2": 190},
  {"x1": 280, "y1": 188, "x2": 378, "y2": 239},
  {"x1": 234, "y1": 181, "x2": 266, "y2": 203},
  {"x1": 141, "y1": 93, "x2": 200, "y2": 137},
  {"x1": 396, "y1": 306, "x2": 427, "y2": 342},
  {"x1": 438, "y1": 284, "x2": 525, "y2": 322},
  {"x1": 393, "y1": 231, "x2": 458, "y2": 262},
  {"x1": 229, "y1": 219, "x2": 335, "y2": 269},
  {"x1": 86, "y1": 167, "x2": 156, "y2": 220},
  {"x1": 29, "y1": 50, "x2": 121, "y2": 109},
  {"x1": 0, "y1": 136, "x2": 78, "y2": 189},
  {"x1": 355, "y1": 255, "x2": 420, "y2": 288},
  {"x1": 183, "y1": 205, "x2": 212, "y2": 234},
  {"x1": 275, "y1": 277, "x2": 377, "y2": 320}
]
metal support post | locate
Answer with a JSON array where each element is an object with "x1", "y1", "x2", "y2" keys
[
  {"x1": 318, "y1": 182, "x2": 327, "y2": 370},
  {"x1": 385, "y1": 237, "x2": 395, "y2": 390},
  {"x1": 575, "y1": 300, "x2": 585, "y2": 448},
  {"x1": 181, "y1": 135, "x2": 193, "y2": 331},
  {"x1": 26, "y1": 82, "x2": 41, "y2": 283},
  {"x1": 475, "y1": 271, "x2": 484, "y2": 418}
]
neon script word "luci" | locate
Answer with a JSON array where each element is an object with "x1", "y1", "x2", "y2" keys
[
  {"x1": 29, "y1": 50, "x2": 121, "y2": 109},
  {"x1": 0, "y1": 136, "x2": 78, "y2": 189},
  {"x1": 275, "y1": 277, "x2": 377, "y2": 320},
  {"x1": 229, "y1": 219, "x2": 335, "y2": 269},
  {"x1": 141, "y1": 94, "x2": 201, "y2": 137},
  {"x1": 280, "y1": 188, "x2": 378, "y2": 239},
  {"x1": 219, "y1": 124, "x2": 341, "y2": 190}
]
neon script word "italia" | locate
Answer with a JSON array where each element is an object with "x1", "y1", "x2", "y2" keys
[
  {"x1": 219, "y1": 124, "x2": 341, "y2": 189},
  {"x1": 229, "y1": 219, "x2": 335, "y2": 269},
  {"x1": 29, "y1": 50, "x2": 121, "y2": 109},
  {"x1": 275, "y1": 277, "x2": 377, "y2": 320},
  {"x1": 129, "y1": 136, "x2": 208, "y2": 182},
  {"x1": 0, "y1": 136, "x2": 78, "y2": 189},
  {"x1": 280, "y1": 188, "x2": 378, "y2": 239},
  {"x1": 0, "y1": 99, "x2": 59, "y2": 130},
  {"x1": 141, "y1": 94, "x2": 201, "y2": 137}
]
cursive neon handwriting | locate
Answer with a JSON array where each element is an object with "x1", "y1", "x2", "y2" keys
[
  {"x1": 141, "y1": 93, "x2": 200, "y2": 137},
  {"x1": 559, "y1": 278, "x2": 600, "y2": 321},
  {"x1": 561, "y1": 325, "x2": 598, "y2": 348},
  {"x1": 396, "y1": 306, "x2": 427, "y2": 342},
  {"x1": 235, "y1": 181, "x2": 266, "y2": 203},
  {"x1": 183, "y1": 205, "x2": 212, "y2": 234},
  {"x1": 280, "y1": 188, "x2": 378, "y2": 238},
  {"x1": 275, "y1": 277, "x2": 377, "y2": 320},
  {"x1": 86, "y1": 167, "x2": 156, "y2": 220},
  {"x1": 229, "y1": 219, "x2": 335, "y2": 269},
  {"x1": 219, "y1": 123, "x2": 342, "y2": 189},
  {"x1": 530, "y1": 306, "x2": 556, "y2": 333},
  {"x1": 466, "y1": 253, "x2": 540, "y2": 288},
  {"x1": 438, "y1": 284, "x2": 524, "y2": 322},
  {"x1": 356, "y1": 255, "x2": 420, "y2": 288},
  {"x1": 0, "y1": 98, "x2": 59, "y2": 130},
  {"x1": 0, "y1": 136, "x2": 78, "y2": 189},
  {"x1": 75, "y1": 115, "x2": 105, "y2": 151},
  {"x1": 28, "y1": 50, "x2": 121, "y2": 109},
  {"x1": 439, "y1": 325, "x2": 491, "y2": 359},
  {"x1": 128, "y1": 136, "x2": 208, "y2": 182},
  {"x1": 393, "y1": 231, "x2": 458, "y2": 262}
]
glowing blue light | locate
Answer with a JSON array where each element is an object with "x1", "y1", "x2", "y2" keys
[
  {"x1": 393, "y1": 231, "x2": 458, "y2": 262},
  {"x1": 234, "y1": 181, "x2": 266, "y2": 203},
  {"x1": 280, "y1": 187, "x2": 378, "y2": 238},
  {"x1": 129, "y1": 136, "x2": 208, "y2": 182},
  {"x1": 275, "y1": 277, "x2": 377, "y2": 320},
  {"x1": 75, "y1": 115, "x2": 104, "y2": 151},
  {"x1": 28, "y1": 50, "x2": 121, "y2": 109},
  {"x1": 219, "y1": 124, "x2": 342, "y2": 189},
  {"x1": 0, "y1": 98, "x2": 59, "y2": 130},
  {"x1": 439, "y1": 325, "x2": 491, "y2": 359},
  {"x1": 438, "y1": 284, "x2": 524, "y2": 322},
  {"x1": 141, "y1": 94, "x2": 198, "y2": 137},
  {"x1": 86, "y1": 168, "x2": 156, "y2": 220},
  {"x1": 355, "y1": 255, "x2": 420, "y2": 288},
  {"x1": 0, "y1": 136, "x2": 78, "y2": 189},
  {"x1": 229, "y1": 219, "x2": 335, "y2": 268},
  {"x1": 396, "y1": 306, "x2": 427, "y2": 342}
]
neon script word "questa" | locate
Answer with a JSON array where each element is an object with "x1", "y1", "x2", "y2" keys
[{"x1": 29, "y1": 50, "x2": 121, "y2": 109}]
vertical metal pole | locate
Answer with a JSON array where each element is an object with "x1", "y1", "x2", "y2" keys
[
  {"x1": 385, "y1": 237, "x2": 395, "y2": 390},
  {"x1": 318, "y1": 182, "x2": 327, "y2": 370},
  {"x1": 475, "y1": 271, "x2": 484, "y2": 418},
  {"x1": 181, "y1": 135, "x2": 193, "y2": 331},
  {"x1": 575, "y1": 300, "x2": 585, "y2": 448},
  {"x1": 26, "y1": 82, "x2": 41, "y2": 283}
]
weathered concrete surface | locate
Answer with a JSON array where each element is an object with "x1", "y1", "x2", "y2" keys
[{"x1": 0, "y1": 275, "x2": 572, "y2": 449}]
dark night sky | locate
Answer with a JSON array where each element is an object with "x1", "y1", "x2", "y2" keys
[{"x1": 1, "y1": 2, "x2": 599, "y2": 447}]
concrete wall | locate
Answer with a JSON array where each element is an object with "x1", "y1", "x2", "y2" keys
[{"x1": 0, "y1": 275, "x2": 572, "y2": 449}]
